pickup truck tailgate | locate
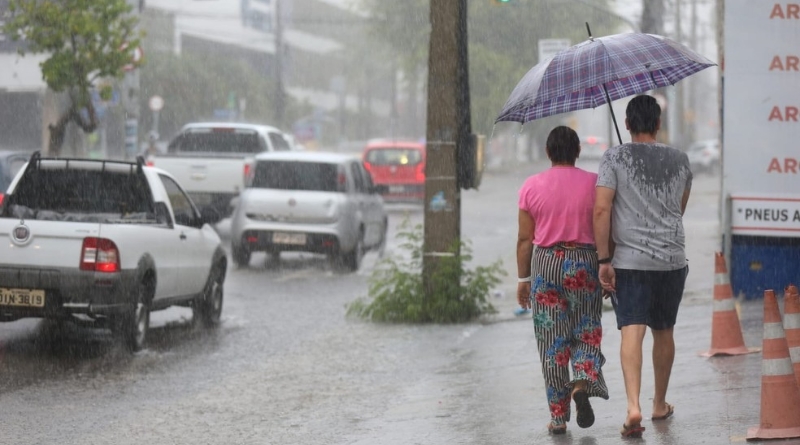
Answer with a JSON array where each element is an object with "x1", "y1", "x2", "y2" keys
[
  {"x1": 149, "y1": 156, "x2": 247, "y2": 194},
  {"x1": 1, "y1": 220, "x2": 99, "y2": 269}
]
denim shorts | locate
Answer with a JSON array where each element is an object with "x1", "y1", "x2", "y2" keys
[{"x1": 611, "y1": 266, "x2": 689, "y2": 330}]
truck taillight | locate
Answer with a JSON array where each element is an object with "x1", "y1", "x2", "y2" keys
[{"x1": 80, "y1": 237, "x2": 120, "y2": 273}]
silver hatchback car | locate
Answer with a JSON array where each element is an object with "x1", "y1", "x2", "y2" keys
[{"x1": 229, "y1": 151, "x2": 388, "y2": 271}]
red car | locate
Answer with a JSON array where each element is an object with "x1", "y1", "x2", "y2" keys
[{"x1": 362, "y1": 140, "x2": 425, "y2": 203}]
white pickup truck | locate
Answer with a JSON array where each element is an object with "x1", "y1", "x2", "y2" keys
[
  {"x1": 0, "y1": 154, "x2": 228, "y2": 351},
  {"x1": 148, "y1": 122, "x2": 294, "y2": 216}
]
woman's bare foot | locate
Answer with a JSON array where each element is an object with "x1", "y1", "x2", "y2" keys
[{"x1": 624, "y1": 409, "x2": 643, "y2": 429}]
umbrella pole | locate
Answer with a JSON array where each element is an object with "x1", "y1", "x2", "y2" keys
[{"x1": 602, "y1": 84, "x2": 623, "y2": 145}]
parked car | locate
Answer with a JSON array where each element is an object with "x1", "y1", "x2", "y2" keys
[
  {"x1": 362, "y1": 139, "x2": 426, "y2": 203},
  {"x1": 148, "y1": 122, "x2": 295, "y2": 217},
  {"x1": 230, "y1": 151, "x2": 388, "y2": 272},
  {"x1": 0, "y1": 150, "x2": 31, "y2": 205},
  {"x1": 0, "y1": 153, "x2": 227, "y2": 351},
  {"x1": 687, "y1": 139, "x2": 721, "y2": 174},
  {"x1": 580, "y1": 136, "x2": 609, "y2": 160}
]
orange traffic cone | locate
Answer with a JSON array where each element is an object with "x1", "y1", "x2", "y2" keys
[
  {"x1": 784, "y1": 284, "x2": 800, "y2": 387},
  {"x1": 701, "y1": 252, "x2": 759, "y2": 357},
  {"x1": 747, "y1": 289, "x2": 800, "y2": 440}
]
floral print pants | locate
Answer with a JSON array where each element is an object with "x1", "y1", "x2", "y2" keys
[{"x1": 530, "y1": 243, "x2": 609, "y2": 426}]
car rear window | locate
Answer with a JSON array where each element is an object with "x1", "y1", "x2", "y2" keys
[
  {"x1": 169, "y1": 129, "x2": 264, "y2": 155},
  {"x1": 365, "y1": 148, "x2": 423, "y2": 166},
  {"x1": 251, "y1": 161, "x2": 339, "y2": 192},
  {"x1": 3, "y1": 168, "x2": 154, "y2": 221}
]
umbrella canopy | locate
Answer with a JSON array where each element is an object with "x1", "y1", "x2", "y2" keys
[{"x1": 495, "y1": 32, "x2": 717, "y2": 125}]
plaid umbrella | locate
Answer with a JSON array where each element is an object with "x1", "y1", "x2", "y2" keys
[{"x1": 495, "y1": 32, "x2": 716, "y2": 142}]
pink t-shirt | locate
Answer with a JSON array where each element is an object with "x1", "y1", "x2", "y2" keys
[{"x1": 518, "y1": 166, "x2": 597, "y2": 248}]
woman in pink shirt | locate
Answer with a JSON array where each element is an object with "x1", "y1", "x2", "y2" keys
[{"x1": 516, "y1": 126, "x2": 608, "y2": 434}]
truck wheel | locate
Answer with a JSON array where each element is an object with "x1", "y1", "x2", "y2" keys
[
  {"x1": 232, "y1": 245, "x2": 251, "y2": 268},
  {"x1": 115, "y1": 278, "x2": 152, "y2": 352},
  {"x1": 377, "y1": 219, "x2": 388, "y2": 258},
  {"x1": 195, "y1": 265, "x2": 224, "y2": 328}
]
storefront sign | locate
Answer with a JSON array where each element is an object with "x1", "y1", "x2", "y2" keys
[
  {"x1": 731, "y1": 195, "x2": 800, "y2": 236},
  {"x1": 724, "y1": 1, "x2": 800, "y2": 237}
]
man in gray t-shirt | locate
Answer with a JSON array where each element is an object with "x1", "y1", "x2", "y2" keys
[
  {"x1": 593, "y1": 95, "x2": 692, "y2": 437},
  {"x1": 596, "y1": 143, "x2": 692, "y2": 271}
]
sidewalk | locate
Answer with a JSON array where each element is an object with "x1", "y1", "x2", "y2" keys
[
  {"x1": 464, "y1": 162, "x2": 793, "y2": 444},
  {"x1": 465, "y1": 291, "x2": 777, "y2": 444}
]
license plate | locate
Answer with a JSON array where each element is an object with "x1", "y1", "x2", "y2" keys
[
  {"x1": 388, "y1": 186, "x2": 405, "y2": 193},
  {"x1": 0, "y1": 288, "x2": 45, "y2": 308},
  {"x1": 273, "y1": 232, "x2": 307, "y2": 245}
]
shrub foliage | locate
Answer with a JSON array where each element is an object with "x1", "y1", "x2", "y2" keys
[{"x1": 347, "y1": 221, "x2": 504, "y2": 323}]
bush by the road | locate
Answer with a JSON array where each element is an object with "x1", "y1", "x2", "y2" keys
[{"x1": 347, "y1": 220, "x2": 504, "y2": 323}]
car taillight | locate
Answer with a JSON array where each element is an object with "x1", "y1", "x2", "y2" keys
[
  {"x1": 415, "y1": 163, "x2": 425, "y2": 182},
  {"x1": 0, "y1": 193, "x2": 4, "y2": 206},
  {"x1": 80, "y1": 237, "x2": 120, "y2": 273},
  {"x1": 146, "y1": 160, "x2": 154, "y2": 167}
]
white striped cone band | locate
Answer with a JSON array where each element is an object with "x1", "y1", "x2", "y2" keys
[
  {"x1": 713, "y1": 298, "x2": 736, "y2": 312},
  {"x1": 714, "y1": 273, "x2": 730, "y2": 285},
  {"x1": 764, "y1": 322, "x2": 786, "y2": 340},
  {"x1": 763, "y1": 357, "x2": 795, "y2": 376},
  {"x1": 791, "y1": 346, "x2": 800, "y2": 363},
  {"x1": 785, "y1": 313, "x2": 800, "y2": 330}
]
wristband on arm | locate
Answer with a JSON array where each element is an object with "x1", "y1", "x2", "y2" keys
[{"x1": 598, "y1": 257, "x2": 612, "y2": 264}]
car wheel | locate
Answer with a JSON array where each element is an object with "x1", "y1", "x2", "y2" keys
[
  {"x1": 232, "y1": 244, "x2": 251, "y2": 268},
  {"x1": 195, "y1": 264, "x2": 225, "y2": 328},
  {"x1": 377, "y1": 219, "x2": 388, "y2": 258},
  {"x1": 114, "y1": 277, "x2": 152, "y2": 352},
  {"x1": 341, "y1": 232, "x2": 364, "y2": 272}
]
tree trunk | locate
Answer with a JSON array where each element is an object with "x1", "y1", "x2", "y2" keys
[
  {"x1": 641, "y1": 0, "x2": 670, "y2": 143},
  {"x1": 47, "y1": 101, "x2": 98, "y2": 157}
]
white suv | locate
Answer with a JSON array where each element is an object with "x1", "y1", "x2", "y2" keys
[{"x1": 229, "y1": 151, "x2": 388, "y2": 272}]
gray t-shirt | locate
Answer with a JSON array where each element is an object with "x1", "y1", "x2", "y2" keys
[{"x1": 596, "y1": 142, "x2": 693, "y2": 271}]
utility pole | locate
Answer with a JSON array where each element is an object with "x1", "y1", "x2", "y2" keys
[
  {"x1": 641, "y1": 0, "x2": 665, "y2": 35},
  {"x1": 274, "y1": 0, "x2": 286, "y2": 128},
  {"x1": 122, "y1": 0, "x2": 142, "y2": 160},
  {"x1": 423, "y1": 0, "x2": 470, "y2": 299}
]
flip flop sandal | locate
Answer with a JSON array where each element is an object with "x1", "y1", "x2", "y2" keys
[
  {"x1": 652, "y1": 403, "x2": 675, "y2": 421},
  {"x1": 621, "y1": 423, "x2": 646, "y2": 438},
  {"x1": 548, "y1": 423, "x2": 567, "y2": 435},
  {"x1": 573, "y1": 390, "x2": 595, "y2": 428}
]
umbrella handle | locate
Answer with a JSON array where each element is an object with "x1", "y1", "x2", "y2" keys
[{"x1": 602, "y1": 83, "x2": 623, "y2": 145}]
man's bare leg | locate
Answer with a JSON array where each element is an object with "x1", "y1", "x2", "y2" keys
[
  {"x1": 620, "y1": 324, "x2": 647, "y2": 427},
  {"x1": 651, "y1": 327, "x2": 675, "y2": 418}
]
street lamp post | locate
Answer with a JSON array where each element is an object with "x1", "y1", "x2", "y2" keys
[{"x1": 274, "y1": 0, "x2": 285, "y2": 128}]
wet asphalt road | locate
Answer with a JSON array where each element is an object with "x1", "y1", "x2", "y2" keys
[{"x1": 0, "y1": 160, "x2": 729, "y2": 444}]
